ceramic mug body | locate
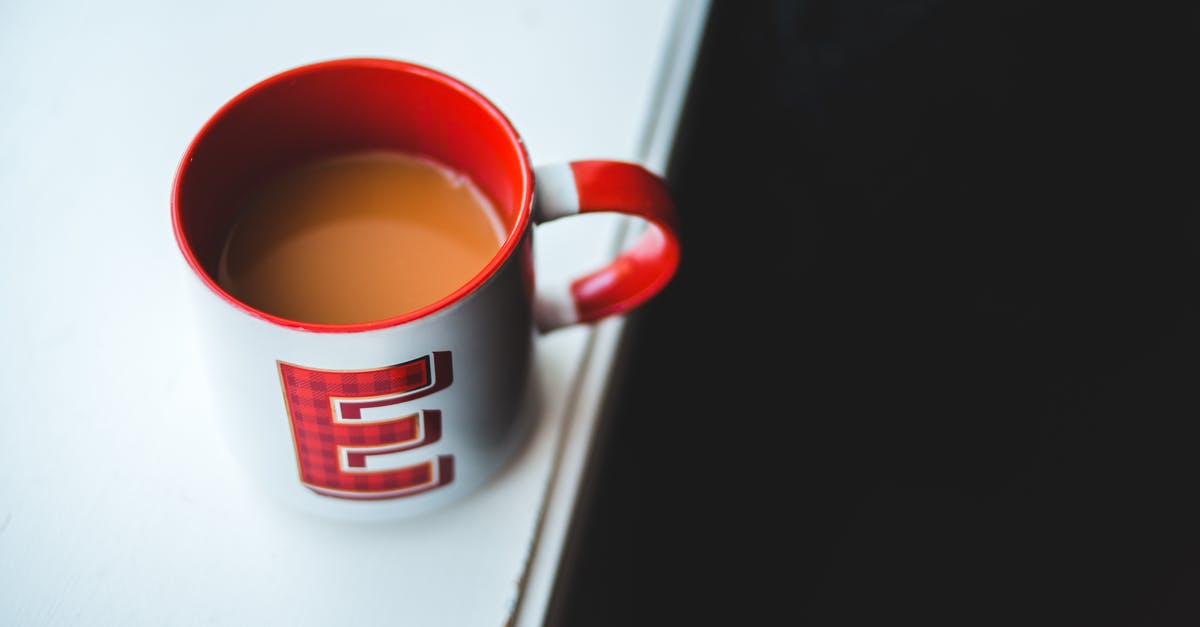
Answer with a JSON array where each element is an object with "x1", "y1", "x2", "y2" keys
[{"x1": 172, "y1": 58, "x2": 679, "y2": 522}]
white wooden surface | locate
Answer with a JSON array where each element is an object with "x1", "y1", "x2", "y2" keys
[{"x1": 0, "y1": 1, "x2": 708, "y2": 625}]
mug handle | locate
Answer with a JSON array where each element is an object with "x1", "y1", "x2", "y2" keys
[{"x1": 531, "y1": 160, "x2": 681, "y2": 333}]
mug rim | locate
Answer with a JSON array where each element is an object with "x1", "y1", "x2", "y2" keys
[{"x1": 170, "y1": 57, "x2": 534, "y2": 334}]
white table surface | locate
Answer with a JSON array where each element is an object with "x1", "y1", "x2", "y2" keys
[{"x1": 0, "y1": 1, "x2": 709, "y2": 626}]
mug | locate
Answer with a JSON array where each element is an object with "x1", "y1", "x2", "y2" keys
[{"x1": 170, "y1": 57, "x2": 680, "y2": 522}]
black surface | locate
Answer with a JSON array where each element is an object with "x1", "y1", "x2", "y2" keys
[{"x1": 550, "y1": 1, "x2": 1200, "y2": 625}]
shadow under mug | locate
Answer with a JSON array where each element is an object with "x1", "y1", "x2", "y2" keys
[{"x1": 171, "y1": 57, "x2": 680, "y2": 522}]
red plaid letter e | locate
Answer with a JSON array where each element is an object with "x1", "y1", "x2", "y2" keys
[{"x1": 277, "y1": 352, "x2": 454, "y2": 500}]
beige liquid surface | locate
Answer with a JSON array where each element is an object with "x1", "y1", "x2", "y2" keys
[{"x1": 217, "y1": 151, "x2": 506, "y2": 325}]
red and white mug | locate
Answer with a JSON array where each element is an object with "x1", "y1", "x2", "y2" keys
[{"x1": 171, "y1": 57, "x2": 680, "y2": 522}]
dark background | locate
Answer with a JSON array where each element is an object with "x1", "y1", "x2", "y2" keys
[{"x1": 548, "y1": 1, "x2": 1200, "y2": 625}]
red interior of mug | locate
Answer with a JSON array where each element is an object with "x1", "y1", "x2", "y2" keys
[{"x1": 171, "y1": 57, "x2": 532, "y2": 332}]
